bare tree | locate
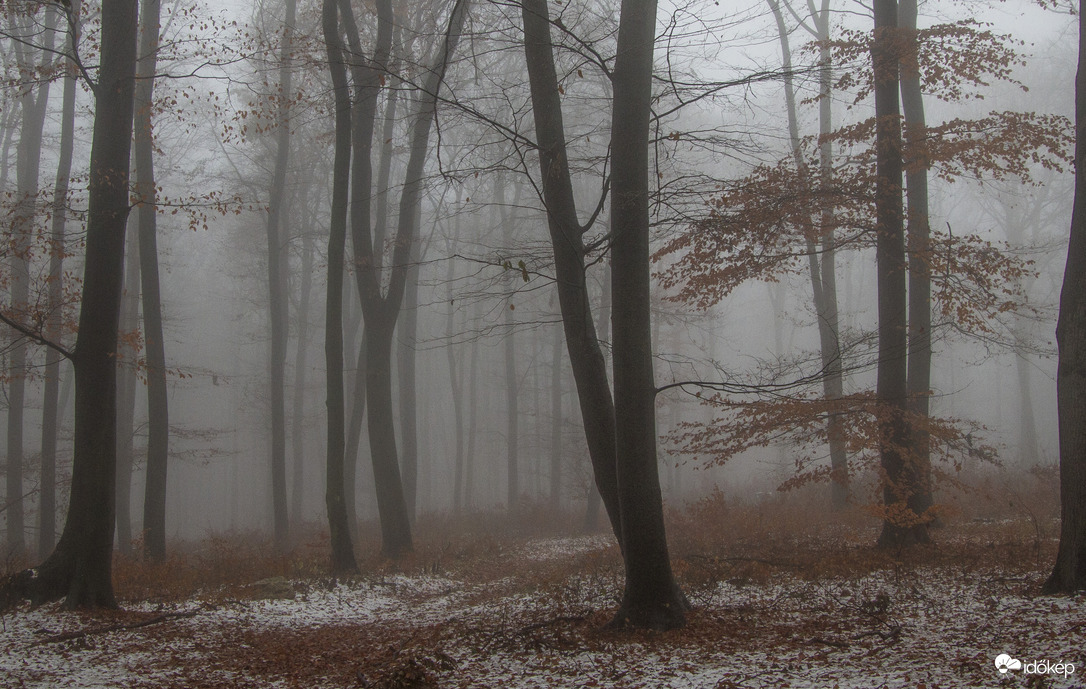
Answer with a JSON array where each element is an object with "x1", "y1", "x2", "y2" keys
[
  {"x1": 608, "y1": 0, "x2": 687, "y2": 629},
  {"x1": 1045, "y1": 0, "x2": 1086, "y2": 594},
  {"x1": 135, "y1": 0, "x2": 169, "y2": 561},
  {"x1": 8, "y1": 0, "x2": 140, "y2": 608}
]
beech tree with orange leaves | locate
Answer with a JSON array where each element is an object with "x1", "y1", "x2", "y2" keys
[{"x1": 655, "y1": 2, "x2": 1072, "y2": 540}]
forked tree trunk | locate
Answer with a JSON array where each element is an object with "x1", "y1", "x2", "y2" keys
[
  {"x1": 339, "y1": 0, "x2": 470, "y2": 556},
  {"x1": 322, "y1": 0, "x2": 359, "y2": 573},
  {"x1": 135, "y1": 0, "x2": 168, "y2": 561},
  {"x1": 609, "y1": 0, "x2": 687, "y2": 630},
  {"x1": 872, "y1": 0, "x2": 928, "y2": 548},
  {"x1": 1044, "y1": 0, "x2": 1086, "y2": 594}
]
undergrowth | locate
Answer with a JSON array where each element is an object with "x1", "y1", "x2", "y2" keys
[{"x1": 105, "y1": 463, "x2": 1061, "y2": 607}]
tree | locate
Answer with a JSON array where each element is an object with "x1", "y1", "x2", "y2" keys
[
  {"x1": 39, "y1": 0, "x2": 82, "y2": 560},
  {"x1": 871, "y1": 0, "x2": 926, "y2": 548},
  {"x1": 608, "y1": 0, "x2": 687, "y2": 629},
  {"x1": 520, "y1": 0, "x2": 622, "y2": 543},
  {"x1": 116, "y1": 220, "x2": 140, "y2": 555},
  {"x1": 899, "y1": 0, "x2": 933, "y2": 521},
  {"x1": 654, "y1": 6, "x2": 1071, "y2": 538},
  {"x1": 322, "y1": 0, "x2": 359, "y2": 573},
  {"x1": 134, "y1": 0, "x2": 169, "y2": 561},
  {"x1": 8, "y1": 0, "x2": 140, "y2": 608},
  {"x1": 266, "y1": 0, "x2": 296, "y2": 551},
  {"x1": 768, "y1": 0, "x2": 847, "y2": 508},
  {"x1": 5, "y1": 1, "x2": 56, "y2": 557},
  {"x1": 328, "y1": 0, "x2": 470, "y2": 558},
  {"x1": 1045, "y1": 0, "x2": 1086, "y2": 594}
]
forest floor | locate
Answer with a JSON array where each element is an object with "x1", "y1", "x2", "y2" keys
[{"x1": 1, "y1": 477, "x2": 1084, "y2": 688}]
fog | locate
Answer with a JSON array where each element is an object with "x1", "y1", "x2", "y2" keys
[{"x1": 1, "y1": 0, "x2": 1074, "y2": 548}]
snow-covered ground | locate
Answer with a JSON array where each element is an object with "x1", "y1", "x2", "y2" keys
[{"x1": 1, "y1": 535, "x2": 1083, "y2": 688}]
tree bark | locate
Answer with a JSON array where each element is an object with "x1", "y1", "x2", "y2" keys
[
  {"x1": 873, "y1": 0, "x2": 928, "y2": 548},
  {"x1": 135, "y1": 0, "x2": 168, "y2": 561},
  {"x1": 322, "y1": 0, "x2": 359, "y2": 574},
  {"x1": 1044, "y1": 0, "x2": 1086, "y2": 594},
  {"x1": 609, "y1": 0, "x2": 687, "y2": 629}
]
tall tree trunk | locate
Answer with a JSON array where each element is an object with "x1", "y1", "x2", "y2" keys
[
  {"x1": 135, "y1": 0, "x2": 168, "y2": 561},
  {"x1": 341, "y1": 0, "x2": 470, "y2": 556},
  {"x1": 550, "y1": 323, "x2": 562, "y2": 509},
  {"x1": 873, "y1": 0, "x2": 927, "y2": 548},
  {"x1": 115, "y1": 220, "x2": 140, "y2": 555},
  {"x1": 1014, "y1": 331, "x2": 1041, "y2": 462},
  {"x1": 322, "y1": 0, "x2": 358, "y2": 574},
  {"x1": 583, "y1": 262, "x2": 611, "y2": 531},
  {"x1": 520, "y1": 0, "x2": 622, "y2": 541},
  {"x1": 40, "y1": 0, "x2": 81, "y2": 560},
  {"x1": 6, "y1": 4, "x2": 56, "y2": 557},
  {"x1": 291, "y1": 228, "x2": 314, "y2": 527},
  {"x1": 769, "y1": 0, "x2": 847, "y2": 508},
  {"x1": 899, "y1": 0, "x2": 933, "y2": 521},
  {"x1": 497, "y1": 177, "x2": 520, "y2": 511},
  {"x1": 397, "y1": 239, "x2": 420, "y2": 523},
  {"x1": 1044, "y1": 0, "x2": 1086, "y2": 594},
  {"x1": 609, "y1": 0, "x2": 686, "y2": 630},
  {"x1": 445, "y1": 244, "x2": 466, "y2": 513},
  {"x1": 9, "y1": 0, "x2": 139, "y2": 608},
  {"x1": 465, "y1": 299, "x2": 481, "y2": 509},
  {"x1": 814, "y1": 0, "x2": 847, "y2": 510},
  {"x1": 343, "y1": 329, "x2": 366, "y2": 535},
  {"x1": 266, "y1": 0, "x2": 296, "y2": 551}
]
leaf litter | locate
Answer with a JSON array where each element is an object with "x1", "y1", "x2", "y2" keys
[{"x1": 1, "y1": 520, "x2": 1083, "y2": 688}]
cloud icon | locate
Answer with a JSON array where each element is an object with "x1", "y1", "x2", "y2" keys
[{"x1": 995, "y1": 654, "x2": 1022, "y2": 674}]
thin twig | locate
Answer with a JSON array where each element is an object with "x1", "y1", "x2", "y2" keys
[{"x1": 30, "y1": 609, "x2": 200, "y2": 646}]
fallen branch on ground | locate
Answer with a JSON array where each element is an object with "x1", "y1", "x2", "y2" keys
[{"x1": 30, "y1": 609, "x2": 201, "y2": 646}]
